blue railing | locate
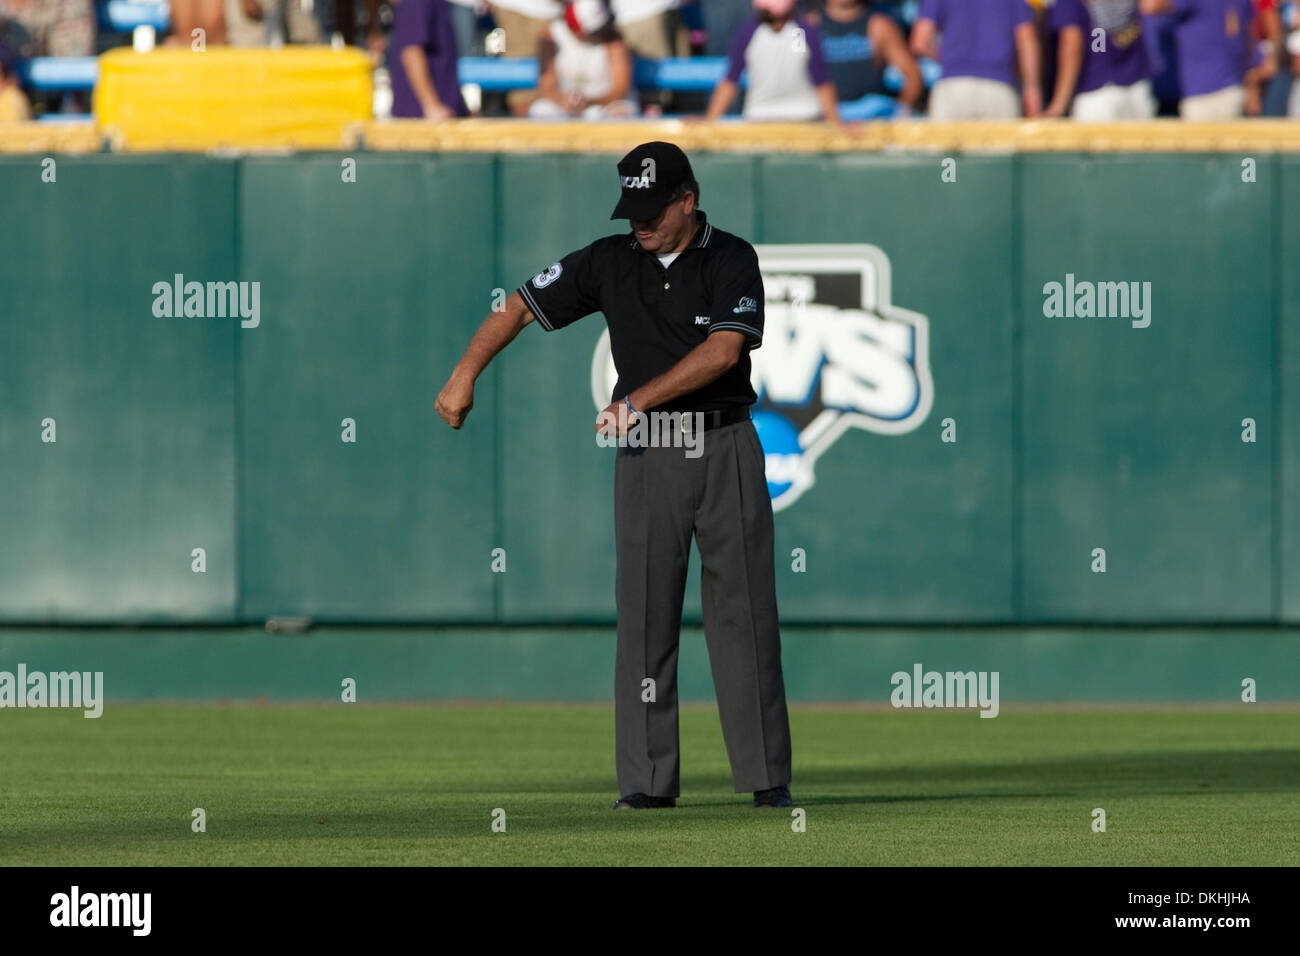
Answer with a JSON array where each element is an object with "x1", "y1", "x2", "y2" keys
[
  {"x1": 98, "y1": 1, "x2": 170, "y2": 32},
  {"x1": 458, "y1": 56, "x2": 939, "y2": 93},
  {"x1": 19, "y1": 57, "x2": 98, "y2": 91}
]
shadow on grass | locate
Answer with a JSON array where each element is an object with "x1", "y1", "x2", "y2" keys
[
  {"x1": 678, "y1": 792, "x2": 1056, "y2": 809},
  {"x1": 402, "y1": 747, "x2": 1300, "y2": 796},
  {"x1": 5, "y1": 748, "x2": 1297, "y2": 850}
]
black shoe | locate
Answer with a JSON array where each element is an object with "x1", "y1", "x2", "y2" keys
[
  {"x1": 612, "y1": 793, "x2": 676, "y2": 809},
  {"x1": 753, "y1": 785, "x2": 792, "y2": 808}
]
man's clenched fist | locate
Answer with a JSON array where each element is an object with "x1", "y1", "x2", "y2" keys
[{"x1": 436, "y1": 376, "x2": 474, "y2": 429}]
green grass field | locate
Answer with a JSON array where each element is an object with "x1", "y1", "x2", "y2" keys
[{"x1": 2, "y1": 703, "x2": 1297, "y2": 866}]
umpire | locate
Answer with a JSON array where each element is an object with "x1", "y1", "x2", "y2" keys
[{"x1": 435, "y1": 142, "x2": 793, "y2": 810}]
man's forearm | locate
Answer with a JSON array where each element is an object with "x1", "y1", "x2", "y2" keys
[
  {"x1": 626, "y1": 335, "x2": 741, "y2": 410},
  {"x1": 1015, "y1": 26, "x2": 1041, "y2": 95},
  {"x1": 895, "y1": 61, "x2": 923, "y2": 108},
  {"x1": 449, "y1": 296, "x2": 533, "y2": 383},
  {"x1": 705, "y1": 80, "x2": 738, "y2": 120},
  {"x1": 910, "y1": 20, "x2": 937, "y2": 59},
  {"x1": 816, "y1": 82, "x2": 844, "y2": 125},
  {"x1": 400, "y1": 46, "x2": 443, "y2": 112},
  {"x1": 590, "y1": 44, "x2": 632, "y2": 105},
  {"x1": 1050, "y1": 28, "x2": 1083, "y2": 110}
]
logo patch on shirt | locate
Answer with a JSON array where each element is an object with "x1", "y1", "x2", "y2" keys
[
  {"x1": 694, "y1": 315, "x2": 711, "y2": 325},
  {"x1": 532, "y1": 262, "x2": 562, "y2": 288},
  {"x1": 733, "y1": 296, "x2": 758, "y2": 314}
]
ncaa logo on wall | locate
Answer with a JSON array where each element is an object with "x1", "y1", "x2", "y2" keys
[{"x1": 591, "y1": 244, "x2": 933, "y2": 511}]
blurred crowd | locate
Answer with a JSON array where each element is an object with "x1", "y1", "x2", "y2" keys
[{"x1": 2, "y1": 0, "x2": 1299, "y2": 122}]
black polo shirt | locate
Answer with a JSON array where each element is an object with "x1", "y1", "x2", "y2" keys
[{"x1": 516, "y1": 210, "x2": 763, "y2": 412}]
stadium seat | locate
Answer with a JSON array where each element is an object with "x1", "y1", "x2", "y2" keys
[
  {"x1": 632, "y1": 57, "x2": 730, "y2": 92},
  {"x1": 98, "y1": 1, "x2": 171, "y2": 32},
  {"x1": 36, "y1": 112, "x2": 94, "y2": 124},
  {"x1": 838, "y1": 94, "x2": 899, "y2": 121},
  {"x1": 456, "y1": 55, "x2": 932, "y2": 98},
  {"x1": 20, "y1": 57, "x2": 97, "y2": 91},
  {"x1": 883, "y1": 57, "x2": 942, "y2": 93},
  {"x1": 458, "y1": 56, "x2": 742, "y2": 93},
  {"x1": 457, "y1": 57, "x2": 539, "y2": 90}
]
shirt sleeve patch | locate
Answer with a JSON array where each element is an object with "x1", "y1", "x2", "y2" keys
[{"x1": 531, "y1": 262, "x2": 563, "y2": 289}]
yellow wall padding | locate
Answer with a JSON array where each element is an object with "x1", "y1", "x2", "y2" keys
[
  {"x1": 95, "y1": 47, "x2": 372, "y2": 151},
  {"x1": 9, "y1": 112, "x2": 1300, "y2": 156},
  {"x1": 0, "y1": 122, "x2": 102, "y2": 153},
  {"x1": 365, "y1": 118, "x2": 1300, "y2": 154}
]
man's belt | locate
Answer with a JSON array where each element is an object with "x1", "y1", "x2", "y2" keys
[{"x1": 665, "y1": 406, "x2": 751, "y2": 433}]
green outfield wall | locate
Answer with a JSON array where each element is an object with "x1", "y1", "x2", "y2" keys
[
  {"x1": 0, "y1": 152, "x2": 1294, "y2": 626},
  {"x1": 0, "y1": 626, "x2": 1296, "y2": 702}
]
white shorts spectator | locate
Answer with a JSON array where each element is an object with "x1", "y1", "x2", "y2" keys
[
  {"x1": 528, "y1": 97, "x2": 638, "y2": 118},
  {"x1": 1180, "y1": 85, "x2": 1246, "y2": 120},
  {"x1": 1071, "y1": 80, "x2": 1156, "y2": 121},
  {"x1": 928, "y1": 77, "x2": 1020, "y2": 119}
]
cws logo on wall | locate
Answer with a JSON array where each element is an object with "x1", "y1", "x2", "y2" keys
[{"x1": 591, "y1": 244, "x2": 933, "y2": 511}]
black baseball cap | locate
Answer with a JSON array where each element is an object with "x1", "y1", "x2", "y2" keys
[{"x1": 610, "y1": 141, "x2": 696, "y2": 221}]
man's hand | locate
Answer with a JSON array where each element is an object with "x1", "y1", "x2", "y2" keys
[
  {"x1": 1245, "y1": 84, "x2": 1263, "y2": 116},
  {"x1": 564, "y1": 91, "x2": 589, "y2": 115},
  {"x1": 436, "y1": 375, "x2": 475, "y2": 429},
  {"x1": 436, "y1": 291, "x2": 535, "y2": 431},
  {"x1": 1022, "y1": 86, "x2": 1043, "y2": 118},
  {"x1": 596, "y1": 400, "x2": 636, "y2": 439},
  {"x1": 424, "y1": 101, "x2": 455, "y2": 120}
]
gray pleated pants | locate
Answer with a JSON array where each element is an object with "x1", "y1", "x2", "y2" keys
[{"x1": 613, "y1": 417, "x2": 792, "y2": 797}]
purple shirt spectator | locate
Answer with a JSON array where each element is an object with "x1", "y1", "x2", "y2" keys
[
  {"x1": 389, "y1": 0, "x2": 469, "y2": 118},
  {"x1": 916, "y1": 0, "x2": 1034, "y2": 87},
  {"x1": 1142, "y1": 9, "x2": 1180, "y2": 103},
  {"x1": 1050, "y1": 0, "x2": 1150, "y2": 93},
  {"x1": 1167, "y1": 0, "x2": 1253, "y2": 97}
]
